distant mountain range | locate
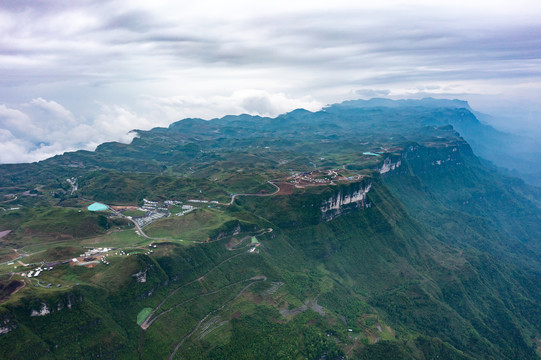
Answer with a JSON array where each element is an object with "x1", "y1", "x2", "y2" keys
[{"x1": 333, "y1": 98, "x2": 541, "y2": 186}]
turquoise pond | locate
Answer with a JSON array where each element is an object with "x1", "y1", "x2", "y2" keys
[
  {"x1": 88, "y1": 202, "x2": 109, "y2": 211},
  {"x1": 363, "y1": 152, "x2": 380, "y2": 156}
]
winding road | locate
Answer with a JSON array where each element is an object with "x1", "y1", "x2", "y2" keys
[
  {"x1": 167, "y1": 275, "x2": 267, "y2": 360},
  {"x1": 108, "y1": 181, "x2": 281, "y2": 241},
  {"x1": 140, "y1": 251, "x2": 248, "y2": 330},
  {"x1": 227, "y1": 181, "x2": 281, "y2": 205}
]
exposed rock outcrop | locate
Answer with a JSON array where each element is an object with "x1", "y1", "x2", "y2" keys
[
  {"x1": 211, "y1": 221, "x2": 258, "y2": 241},
  {"x1": 321, "y1": 181, "x2": 372, "y2": 221},
  {"x1": 29, "y1": 293, "x2": 82, "y2": 317},
  {"x1": 0, "y1": 314, "x2": 17, "y2": 335},
  {"x1": 379, "y1": 157, "x2": 402, "y2": 174},
  {"x1": 132, "y1": 268, "x2": 149, "y2": 283},
  {"x1": 30, "y1": 303, "x2": 51, "y2": 317}
]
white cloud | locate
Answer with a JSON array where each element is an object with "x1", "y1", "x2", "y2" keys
[
  {"x1": 0, "y1": 91, "x2": 323, "y2": 163},
  {"x1": 0, "y1": 99, "x2": 142, "y2": 163},
  {"x1": 27, "y1": 97, "x2": 76, "y2": 123},
  {"x1": 142, "y1": 90, "x2": 322, "y2": 121},
  {"x1": 0, "y1": 128, "x2": 72, "y2": 164}
]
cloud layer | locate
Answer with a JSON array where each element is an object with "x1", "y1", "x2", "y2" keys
[
  {"x1": 0, "y1": 92, "x2": 321, "y2": 163},
  {"x1": 1, "y1": 1, "x2": 541, "y2": 162}
]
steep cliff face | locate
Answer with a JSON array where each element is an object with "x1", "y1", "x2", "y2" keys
[
  {"x1": 30, "y1": 303, "x2": 51, "y2": 317},
  {"x1": 28, "y1": 292, "x2": 83, "y2": 317},
  {"x1": 402, "y1": 141, "x2": 475, "y2": 175},
  {"x1": 379, "y1": 157, "x2": 402, "y2": 174},
  {"x1": 209, "y1": 221, "x2": 259, "y2": 241},
  {"x1": 320, "y1": 181, "x2": 372, "y2": 221}
]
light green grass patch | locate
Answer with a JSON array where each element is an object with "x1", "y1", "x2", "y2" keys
[
  {"x1": 123, "y1": 209, "x2": 147, "y2": 218},
  {"x1": 81, "y1": 229, "x2": 148, "y2": 248},
  {"x1": 145, "y1": 208, "x2": 235, "y2": 241},
  {"x1": 137, "y1": 307, "x2": 153, "y2": 326}
]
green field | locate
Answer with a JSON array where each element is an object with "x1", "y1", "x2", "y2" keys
[
  {"x1": 122, "y1": 209, "x2": 147, "y2": 218},
  {"x1": 137, "y1": 307, "x2": 153, "y2": 326},
  {"x1": 0, "y1": 248, "x2": 16, "y2": 264},
  {"x1": 144, "y1": 208, "x2": 235, "y2": 241},
  {"x1": 18, "y1": 246, "x2": 82, "y2": 265},
  {"x1": 80, "y1": 229, "x2": 148, "y2": 248}
]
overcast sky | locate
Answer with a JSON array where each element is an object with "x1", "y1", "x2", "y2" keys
[{"x1": 1, "y1": 0, "x2": 540, "y2": 163}]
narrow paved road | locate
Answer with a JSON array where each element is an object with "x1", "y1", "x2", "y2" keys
[
  {"x1": 140, "y1": 252, "x2": 247, "y2": 330},
  {"x1": 168, "y1": 275, "x2": 267, "y2": 360},
  {"x1": 108, "y1": 207, "x2": 152, "y2": 239},
  {"x1": 144, "y1": 275, "x2": 264, "y2": 330},
  {"x1": 227, "y1": 181, "x2": 281, "y2": 205}
]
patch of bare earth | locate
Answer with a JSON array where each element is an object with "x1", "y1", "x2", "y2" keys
[
  {"x1": 242, "y1": 291, "x2": 263, "y2": 304},
  {"x1": 110, "y1": 206, "x2": 138, "y2": 211},
  {"x1": 0, "y1": 280, "x2": 25, "y2": 303},
  {"x1": 225, "y1": 236, "x2": 249, "y2": 250},
  {"x1": 232, "y1": 311, "x2": 241, "y2": 319},
  {"x1": 274, "y1": 182, "x2": 295, "y2": 195},
  {"x1": 0, "y1": 249, "x2": 18, "y2": 263},
  {"x1": 261, "y1": 282, "x2": 283, "y2": 296}
]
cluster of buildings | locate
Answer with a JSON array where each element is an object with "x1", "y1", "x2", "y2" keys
[
  {"x1": 20, "y1": 266, "x2": 53, "y2": 278},
  {"x1": 71, "y1": 248, "x2": 113, "y2": 265},
  {"x1": 145, "y1": 244, "x2": 157, "y2": 255},
  {"x1": 44, "y1": 283, "x2": 62, "y2": 289},
  {"x1": 100, "y1": 255, "x2": 110, "y2": 265},
  {"x1": 133, "y1": 211, "x2": 168, "y2": 228},
  {"x1": 289, "y1": 169, "x2": 363, "y2": 186},
  {"x1": 79, "y1": 247, "x2": 112, "y2": 259},
  {"x1": 187, "y1": 199, "x2": 219, "y2": 204},
  {"x1": 128, "y1": 198, "x2": 174, "y2": 227},
  {"x1": 290, "y1": 170, "x2": 335, "y2": 185},
  {"x1": 120, "y1": 196, "x2": 220, "y2": 228},
  {"x1": 176, "y1": 204, "x2": 196, "y2": 216},
  {"x1": 141, "y1": 199, "x2": 168, "y2": 212}
]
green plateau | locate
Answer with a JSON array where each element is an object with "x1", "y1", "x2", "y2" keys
[{"x1": 0, "y1": 98, "x2": 540, "y2": 359}]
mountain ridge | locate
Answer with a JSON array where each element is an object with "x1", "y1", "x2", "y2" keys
[{"x1": 0, "y1": 99, "x2": 540, "y2": 359}]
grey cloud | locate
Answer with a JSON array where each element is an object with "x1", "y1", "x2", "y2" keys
[
  {"x1": 0, "y1": 0, "x2": 97, "y2": 13},
  {"x1": 355, "y1": 89, "x2": 391, "y2": 98},
  {"x1": 241, "y1": 10, "x2": 541, "y2": 72},
  {"x1": 102, "y1": 10, "x2": 159, "y2": 33},
  {"x1": 3, "y1": 3, "x2": 540, "y2": 88},
  {"x1": 241, "y1": 96, "x2": 275, "y2": 115}
]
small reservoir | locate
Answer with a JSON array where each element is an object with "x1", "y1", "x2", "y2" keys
[
  {"x1": 88, "y1": 202, "x2": 109, "y2": 211},
  {"x1": 363, "y1": 152, "x2": 380, "y2": 156}
]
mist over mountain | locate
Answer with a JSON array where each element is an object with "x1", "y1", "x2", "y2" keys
[{"x1": 333, "y1": 98, "x2": 541, "y2": 187}]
